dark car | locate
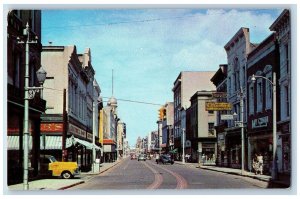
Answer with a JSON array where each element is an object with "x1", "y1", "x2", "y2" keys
[{"x1": 156, "y1": 154, "x2": 174, "y2": 165}]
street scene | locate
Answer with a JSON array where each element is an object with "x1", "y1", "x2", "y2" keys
[{"x1": 5, "y1": 5, "x2": 293, "y2": 194}]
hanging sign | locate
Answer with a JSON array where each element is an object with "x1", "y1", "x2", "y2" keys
[{"x1": 205, "y1": 102, "x2": 232, "y2": 111}]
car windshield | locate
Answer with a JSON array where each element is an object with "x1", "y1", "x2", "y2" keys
[{"x1": 49, "y1": 156, "x2": 57, "y2": 162}]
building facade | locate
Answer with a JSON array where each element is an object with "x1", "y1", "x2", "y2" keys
[
  {"x1": 41, "y1": 45, "x2": 99, "y2": 171},
  {"x1": 172, "y1": 71, "x2": 215, "y2": 160},
  {"x1": 247, "y1": 33, "x2": 280, "y2": 174},
  {"x1": 269, "y1": 9, "x2": 291, "y2": 174},
  {"x1": 210, "y1": 64, "x2": 228, "y2": 167},
  {"x1": 102, "y1": 103, "x2": 118, "y2": 162},
  {"x1": 7, "y1": 10, "x2": 45, "y2": 185},
  {"x1": 161, "y1": 102, "x2": 174, "y2": 153},
  {"x1": 224, "y1": 28, "x2": 256, "y2": 169},
  {"x1": 188, "y1": 91, "x2": 217, "y2": 164}
]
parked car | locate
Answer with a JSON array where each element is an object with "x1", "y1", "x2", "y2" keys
[
  {"x1": 40, "y1": 155, "x2": 80, "y2": 179},
  {"x1": 156, "y1": 154, "x2": 174, "y2": 165},
  {"x1": 131, "y1": 155, "x2": 137, "y2": 160},
  {"x1": 138, "y1": 154, "x2": 147, "y2": 161}
]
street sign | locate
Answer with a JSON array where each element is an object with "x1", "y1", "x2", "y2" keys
[
  {"x1": 212, "y1": 92, "x2": 227, "y2": 98},
  {"x1": 205, "y1": 102, "x2": 232, "y2": 111},
  {"x1": 221, "y1": 114, "x2": 234, "y2": 120}
]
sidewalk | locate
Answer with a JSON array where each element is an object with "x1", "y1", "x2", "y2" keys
[
  {"x1": 174, "y1": 161, "x2": 290, "y2": 188},
  {"x1": 6, "y1": 160, "x2": 121, "y2": 191}
]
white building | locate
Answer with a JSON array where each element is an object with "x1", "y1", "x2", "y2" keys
[{"x1": 172, "y1": 71, "x2": 215, "y2": 158}]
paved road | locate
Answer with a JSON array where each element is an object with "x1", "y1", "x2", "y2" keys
[{"x1": 69, "y1": 157, "x2": 268, "y2": 190}]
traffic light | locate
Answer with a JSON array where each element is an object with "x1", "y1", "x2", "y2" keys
[{"x1": 158, "y1": 107, "x2": 166, "y2": 121}]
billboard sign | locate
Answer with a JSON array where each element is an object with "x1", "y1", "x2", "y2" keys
[{"x1": 205, "y1": 102, "x2": 232, "y2": 111}]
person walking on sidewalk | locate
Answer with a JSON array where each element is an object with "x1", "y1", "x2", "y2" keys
[
  {"x1": 252, "y1": 153, "x2": 259, "y2": 175},
  {"x1": 257, "y1": 153, "x2": 264, "y2": 175}
]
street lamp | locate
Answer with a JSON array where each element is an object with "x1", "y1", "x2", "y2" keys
[
  {"x1": 18, "y1": 22, "x2": 47, "y2": 190},
  {"x1": 251, "y1": 72, "x2": 278, "y2": 180},
  {"x1": 182, "y1": 128, "x2": 186, "y2": 164}
]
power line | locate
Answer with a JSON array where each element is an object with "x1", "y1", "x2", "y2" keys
[
  {"x1": 102, "y1": 97, "x2": 163, "y2": 106},
  {"x1": 42, "y1": 14, "x2": 198, "y2": 30}
]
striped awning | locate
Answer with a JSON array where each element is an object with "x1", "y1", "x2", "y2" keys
[
  {"x1": 40, "y1": 136, "x2": 73, "y2": 150},
  {"x1": 72, "y1": 136, "x2": 101, "y2": 151},
  {"x1": 7, "y1": 136, "x2": 73, "y2": 150},
  {"x1": 7, "y1": 135, "x2": 101, "y2": 151},
  {"x1": 7, "y1": 136, "x2": 32, "y2": 150}
]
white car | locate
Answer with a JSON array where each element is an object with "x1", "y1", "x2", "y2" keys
[{"x1": 138, "y1": 154, "x2": 146, "y2": 161}]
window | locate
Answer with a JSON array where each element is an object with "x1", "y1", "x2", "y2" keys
[
  {"x1": 249, "y1": 85, "x2": 254, "y2": 114},
  {"x1": 208, "y1": 123, "x2": 215, "y2": 136},
  {"x1": 285, "y1": 85, "x2": 290, "y2": 117},
  {"x1": 265, "y1": 74, "x2": 272, "y2": 110},
  {"x1": 257, "y1": 80, "x2": 263, "y2": 112},
  {"x1": 285, "y1": 44, "x2": 289, "y2": 74},
  {"x1": 228, "y1": 77, "x2": 231, "y2": 95},
  {"x1": 13, "y1": 53, "x2": 20, "y2": 88}
]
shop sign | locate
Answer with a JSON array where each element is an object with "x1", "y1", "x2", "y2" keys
[
  {"x1": 41, "y1": 123, "x2": 63, "y2": 132},
  {"x1": 205, "y1": 102, "x2": 232, "y2": 111},
  {"x1": 69, "y1": 123, "x2": 86, "y2": 138},
  {"x1": 218, "y1": 134, "x2": 224, "y2": 140},
  {"x1": 252, "y1": 116, "x2": 269, "y2": 128},
  {"x1": 87, "y1": 132, "x2": 93, "y2": 141},
  {"x1": 202, "y1": 143, "x2": 215, "y2": 148},
  {"x1": 212, "y1": 92, "x2": 227, "y2": 98},
  {"x1": 221, "y1": 114, "x2": 234, "y2": 120}
]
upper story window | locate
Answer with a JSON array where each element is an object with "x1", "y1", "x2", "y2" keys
[
  {"x1": 257, "y1": 80, "x2": 263, "y2": 112},
  {"x1": 285, "y1": 85, "x2": 290, "y2": 117},
  {"x1": 13, "y1": 53, "x2": 21, "y2": 88},
  {"x1": 284, "y1": 44, "x2": 289, "y2": 74},
  {"x1": 249, "y1": 83, "x2": 254, "y2": 114},
  {"x1": 208, "y1": 122, "x2": 215, "y2": 136}
]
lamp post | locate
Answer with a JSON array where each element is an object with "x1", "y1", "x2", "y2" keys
[
  {"x1": 92, "y1": 94, "x2": 102, "y2": 173},
  {"x1": 251, "y1": 72, "x2": 277, "y2": 180},
  {"x1": 122, "y1": 133, "x2": 125, "y2": 158},
  {"x1": 233, "y1": 87, "x2": 245, "y2": 175},
  {"x1": 17, "y1": 23, "x2": 47, "y2": 190},
  {"x1": 182, "y1": 128, "x2": 186, "y2": 164}
]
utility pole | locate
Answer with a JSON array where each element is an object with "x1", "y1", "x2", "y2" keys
[
  {"x1": 182, "y1": 128, "x2": 185, "y2": 164},
  {"x1": 62, "y1": 89, "x2": 67, "y2": 162},
  {"x1": 240, "y1": 88, "x2": 245, "y2": 175}
]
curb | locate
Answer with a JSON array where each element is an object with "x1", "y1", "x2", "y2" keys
[
  {"x1": 200, "y1": 167, "x2": 269, "y2": 182},
  {"x1": 59, "y1": 161, "x2": 121, "y2": 190},
  {"x1": 58, "y1": 180, "x2": 85, "y2": 190}
]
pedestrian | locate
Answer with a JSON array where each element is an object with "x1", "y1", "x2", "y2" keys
[
  {"x1": 252, "y1": 153, "x2": 259, "y2": 174},
  {"x1": 257, "y1": 153, "x2": 264, "y2": 175}
]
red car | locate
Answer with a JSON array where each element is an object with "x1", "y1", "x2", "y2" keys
[{"x1": 131, "y1": 155, "x2": 137, "y2": 160}]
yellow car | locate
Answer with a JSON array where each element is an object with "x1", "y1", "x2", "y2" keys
[{"x1": 40, "y1": 155, "x2": 80, "y2": 179}]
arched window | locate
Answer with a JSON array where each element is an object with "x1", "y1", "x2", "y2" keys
[{"x1": 264, "y1": 65, "x2": 273, "y2": 110}]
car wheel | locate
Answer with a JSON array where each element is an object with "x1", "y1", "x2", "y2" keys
[{"x1": 61, "y1": 171, "x2": 73, "y2": 179}]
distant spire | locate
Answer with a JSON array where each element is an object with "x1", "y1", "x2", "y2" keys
[{"x1": 112, "y1": 69, "x2": 114, "y2": 96}]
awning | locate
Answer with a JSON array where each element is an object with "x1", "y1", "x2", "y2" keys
[
  {"x1": 72, "y1": 136, "x2": 101, "y2": 151},
  {"x1": 169, "y1": 148, "x2": 178, "y2": 154},
  {"x1": 40, "y1": 136, "x2": 73, "y2": 150},
  {"x1": 7, "y1": 136, "x2": 32, "y2": 150},
  {"x1": 7, "y1": 135, "x2": 100, "y2": 151}
]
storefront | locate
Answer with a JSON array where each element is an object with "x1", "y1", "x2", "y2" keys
[
  {"x1": 217, "y1": 132, "x2": 226, "y2": 167},
  {"x1": 248, "y1": 134, "x2": 272, "y2": 175},
  {"x1": 247, "y1": 114, "x2": 273, "y2": 175},
  {"x1": 278, "y1": 121, "x2": 291, "y2": 173},
  {"x1": 224, "y1": 127, "x2": 244, "y2": 169}
]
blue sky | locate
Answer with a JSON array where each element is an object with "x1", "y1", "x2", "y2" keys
[{"x1": 41, "y1": 8, "x2": 282, "y2": 147}]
